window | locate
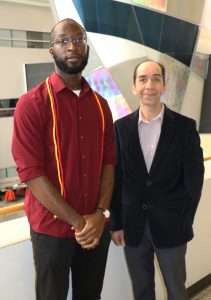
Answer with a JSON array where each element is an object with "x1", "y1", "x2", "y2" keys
[{"x1": 0, "y1": 29, "x2": 50, "y2": 49}]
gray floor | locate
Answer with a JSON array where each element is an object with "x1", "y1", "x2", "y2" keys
[{"x1": 191, "y1": 285, "x2": 211, "y2": 300}]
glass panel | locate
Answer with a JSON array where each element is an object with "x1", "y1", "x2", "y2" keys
[
  {"x1": 134, "y1": 5, "x2": 163, "y2": 49},
  {"x1": 13, "y1": 40, "x2": 28, "y2": 48},
  {"x1": 27, "y1": 41, "x2": 42, "y2": 48},
  {"x1": 27, "y1": 41, "x2": 50, "y2": 48},
  {"x1": 12, "y1": 29, "x2": 27, "y2": 40},
  {"x1": 0, "y1": 29, "x2": 12, "y2": 47},
  {"x1": 42, "y1": 42, "x2": 50, "y2": 48},
  {"x1": 0, "y1": 40, "x2": 12, "y2": 47},
  {"x1": 85, "y1": 67, "x2": 132, "y2": 121},
  {"x1": 26, "y1": 32, "x2": 50, "y2": 48},
  {"x1": 0, "y1": 169, "x2": 7, "y2": 178},
  {"x1": 0, "y1": 28, "x2": 11, "y2": 39},
  {"x1": 42, "y1": 32, "x2": 51, "y2": 42},
  {"x1": 191, "y1": 52, "x2": 209, "y2": 79},
  {"x1": 6, "y1": 167, "x2": 17, "y2": 178},
  {"x1": 12, "y1": 30, "x2": 27, "y2": 47},
  {"x1": 160, "y1": 54, "x2": 190, "y2": 112},
  {"x1": 0, "y1": 99, "x2": 18, "y2": 117},
  {"x1": 27, "y1": 31, "x2": 40, "y2": 48},
  {"x1": 27, "y1": 31, "x2": 42, "y2": 40},
  {"x1": 73, "y1": 0, "x2": 143, "y2": 44},
  {"x1": 160, "y1": 15, "x2": 198, "y2": 66},
  {"x1": 73, "y1": 0, "x2": 198, "y2": 66},
  {"x1": 0, "y1": 99, "x2": 18, "y2": 109},
  {"x1": 0, "y1": 29, "x2": 50, "y2": 49}
]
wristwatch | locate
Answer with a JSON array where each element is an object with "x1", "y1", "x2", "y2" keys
[{"x1": 96, "y1": 207, "x2": 110, "y2": 218}]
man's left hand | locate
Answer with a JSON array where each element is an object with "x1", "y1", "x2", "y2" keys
[{"x1": 74, "y1": 210, "x2": 105, "y2": 249}]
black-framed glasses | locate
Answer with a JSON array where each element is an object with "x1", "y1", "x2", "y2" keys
[{"x1": 52, "y1": 35, "x2": 87, "y2": 47}]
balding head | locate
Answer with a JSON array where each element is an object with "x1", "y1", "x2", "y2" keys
[{"x1": 133, "y1": 60, "x2": 166, "y2": 85}]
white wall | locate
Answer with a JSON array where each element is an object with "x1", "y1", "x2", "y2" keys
[
  {"x1": 0, "y1": 2, "x2": 53, "y2": 31},
  {"x1": 0, "y1": 47, "x2": 53, "y2": 99},
  {"x1": 0, "y1": 241, "x2": 35, "y2": 300},
  {"x1": 0, "y1": 117, "x2": 15, "y2": 168},
  {"x1": 0, "y1": 1, "x2": 54, "y2": 99},
  {"x1": 0, "y1": 1, "x2": 55, "y2": 169},
  {"x1": 186, "y1": 175, "x2": 211, "y2": 286},
  {"x1": 200, "y1": 134, "x2": 211, "y2": 157},
  {"x1": 0, "y1": 47, "x2": 54, "y2": 169}
]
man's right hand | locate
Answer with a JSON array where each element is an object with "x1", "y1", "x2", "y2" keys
[{"x1": 111, "y1": 230, "x2": 125, "y2": 246}]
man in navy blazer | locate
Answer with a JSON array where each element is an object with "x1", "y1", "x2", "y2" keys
[{"x1": 110, "y1": 60, "x2": 204, "y2": 300}]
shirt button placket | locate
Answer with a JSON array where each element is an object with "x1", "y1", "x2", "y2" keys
[{"x1": 78, "y1": 109, "x2": 88, "y2": 199}]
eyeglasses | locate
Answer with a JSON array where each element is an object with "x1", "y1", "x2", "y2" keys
[{"x1": 52, "y1": 35, "x2": 87, "y2": 47}]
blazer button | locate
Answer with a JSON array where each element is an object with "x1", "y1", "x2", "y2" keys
[
  {"x1": 146, "y1": 181, "x2": 152, "y2": 186},
  {"x1": 142, "y1": 204, "x2": 148, "y2": 210}
]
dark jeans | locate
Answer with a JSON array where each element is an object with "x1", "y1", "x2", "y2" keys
[{"x1": 30, "y1": 227, "x2": 110, "y2": 300}]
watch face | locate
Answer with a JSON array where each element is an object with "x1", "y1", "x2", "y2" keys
[{"x1": 103, "y1": 209, "x2": 110, "y2": 218}]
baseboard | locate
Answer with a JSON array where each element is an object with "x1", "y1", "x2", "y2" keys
[{"x1": 187, "y1": 273, "x2": 211, "y2": 297}]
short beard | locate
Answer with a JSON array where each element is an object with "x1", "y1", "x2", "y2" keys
[{"x1": 54, "y1": 47, "x2": 89, "y2": 75}]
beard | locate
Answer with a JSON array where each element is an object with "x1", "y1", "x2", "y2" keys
[{"x1": 53, "y1": 47, "x2": 89, "y2": 75}]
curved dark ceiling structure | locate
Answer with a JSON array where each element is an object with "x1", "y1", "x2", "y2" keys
[{"x1": 73, "y1": 0, "x2": 198, "y2": 66}]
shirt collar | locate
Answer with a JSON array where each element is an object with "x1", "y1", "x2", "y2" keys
[
  {"x1": 49, "y1": 71, "x2": 91, "y2": 95},
  {"x1": 138, "y1": 103, "x2": 164, "y2": 124}
]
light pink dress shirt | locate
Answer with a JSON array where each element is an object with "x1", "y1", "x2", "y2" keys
[{"x1": 138, "y1": 105, "x2": 164, "y2": 172}]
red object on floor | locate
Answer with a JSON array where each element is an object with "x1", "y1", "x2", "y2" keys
[{"x1": 4, "y1": 189, "x2": 16, "y2": 201}]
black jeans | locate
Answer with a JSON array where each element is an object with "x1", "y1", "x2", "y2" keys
[{"x1": 30, "y1": 227, "x2": 110, "y2": 300}]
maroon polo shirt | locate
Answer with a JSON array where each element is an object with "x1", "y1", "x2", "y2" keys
[{"x1": 12, "y1": 72, "x2": 115, "y2": 238}]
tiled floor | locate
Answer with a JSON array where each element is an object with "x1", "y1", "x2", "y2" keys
[{"x1": 191, "y1": 285, "x2": 211, "y2": 300}]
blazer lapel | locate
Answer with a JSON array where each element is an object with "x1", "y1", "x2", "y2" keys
[{"x1": 149, "y1": 106, "x2": 177, "y2": 174}]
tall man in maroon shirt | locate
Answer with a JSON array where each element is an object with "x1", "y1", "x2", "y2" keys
[{"x1": 12, "y1": 18, "x2": 115, "y2": 300}]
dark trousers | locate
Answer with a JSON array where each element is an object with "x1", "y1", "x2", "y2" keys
[
  {"x1": 124, "y1": 223, "x2": 188, "y2": 300},
  {"x1": 30, "y1": 227, "x2": 110, "y2": 300}
]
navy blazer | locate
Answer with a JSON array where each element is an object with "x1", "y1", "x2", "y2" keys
[{"x1": 110, "y1": 106, "x2": 204, "y2": 248}]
